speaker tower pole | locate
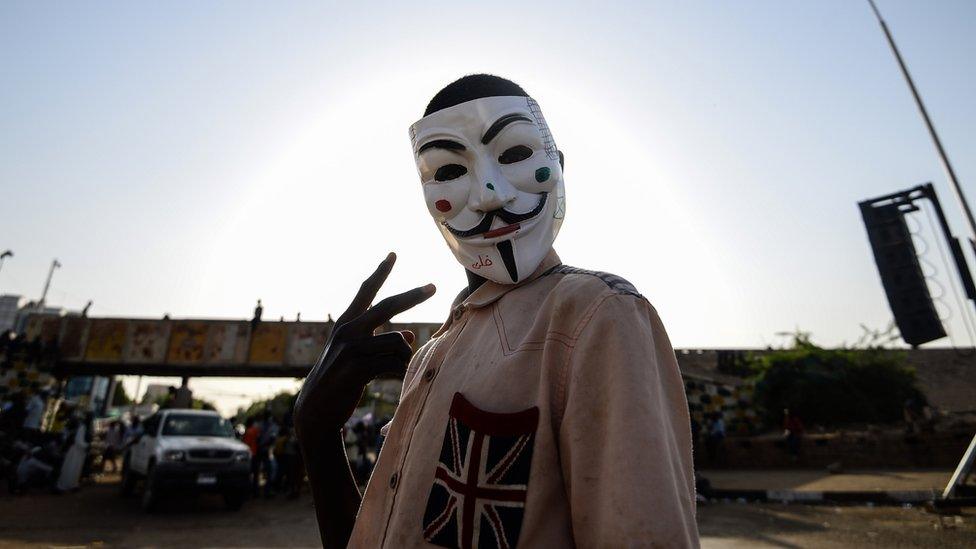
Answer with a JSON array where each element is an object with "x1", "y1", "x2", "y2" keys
[
  {"x1": 866, "y1": 0, "x2": 976, "y2": 505},
  {"x1": 867, "y1": 0, "x2": 976, "y2": 246}
]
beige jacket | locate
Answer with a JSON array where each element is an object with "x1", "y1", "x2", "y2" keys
[{"x1": 349, "y1": 250, "x2": 699, "y2": 548}]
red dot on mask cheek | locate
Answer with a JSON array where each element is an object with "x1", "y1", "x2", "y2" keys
[{"x1": 435, "y1": 199, "x2": 452, "y2": 212}]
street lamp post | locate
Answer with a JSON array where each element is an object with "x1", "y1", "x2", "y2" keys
[
  {"x1": 0, "y1": 250, "x2": 12, "y2": 276},
  {"x1": 38, "y1": 258, "x2": 61, "y2": 308}
]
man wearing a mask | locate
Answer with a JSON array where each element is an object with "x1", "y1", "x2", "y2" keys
[{"x1": 295, "y1": 74, "x2": 699, "y2": 548}]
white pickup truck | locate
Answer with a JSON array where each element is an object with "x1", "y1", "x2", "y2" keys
[{"x1": 121, "y1": 409, "x2": 251, "y2": 511}]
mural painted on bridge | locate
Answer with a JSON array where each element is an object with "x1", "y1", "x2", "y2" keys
[
  {"x1": 126, "y1": 321, "x2": 171, "y2": 363},
  {"x1": 167, "y1": 321, "x2": 209, "y2": 364},
  {"x1": 205, "y1": 322, "x2": 250, "y2": 364},
  {"x1": 248, "y1": 323, "x2": 287, "y2": 365},
  {"x1": 16, "y1": 315, "x2": 353, "y2": 368},
  {"x1": 84, "y1": 320, "x2": 127, "y2": 362}
]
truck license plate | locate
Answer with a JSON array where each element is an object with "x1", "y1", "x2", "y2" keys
[{"x1": 197, "y1": 474, "x2": 217, "y2": 485}]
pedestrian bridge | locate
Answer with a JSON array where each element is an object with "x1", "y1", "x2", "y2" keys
[{"x1": 20, "y1": 314, "x2": 441, "y2": 378}]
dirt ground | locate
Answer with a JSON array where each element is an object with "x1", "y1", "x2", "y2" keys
[
  {"x1": 701, "y1": 468, "x2": 953, "y2": 492},
  {"x1": 0, "y1": 478, "x2": 973, "y2": 548}
]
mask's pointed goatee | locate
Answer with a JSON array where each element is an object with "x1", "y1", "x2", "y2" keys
[{"x1": 496, "y1": 240, "x2": 518, "y2": 283}]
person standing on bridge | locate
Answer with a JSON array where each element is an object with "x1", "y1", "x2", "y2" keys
[{"x1": 295, "y1": 74, "x2": 698, "y2": 548}]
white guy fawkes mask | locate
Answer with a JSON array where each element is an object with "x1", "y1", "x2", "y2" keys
[{"x1": 409, "y1": 95, "x2": 566, "y2": 284}]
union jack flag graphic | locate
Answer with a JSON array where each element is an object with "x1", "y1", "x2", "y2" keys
[{"x1": 422, "y1": 393, "x2": 539, "y2": 549}]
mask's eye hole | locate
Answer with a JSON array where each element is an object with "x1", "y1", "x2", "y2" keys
[
  {"x1": 434, "y1": 164, "x2": 467, "y2": 182},
  {"x1": 498, "y1": 145, "x2": 533, "y2": 165}
]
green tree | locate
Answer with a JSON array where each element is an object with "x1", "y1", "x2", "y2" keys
[
  {"x1": 191, "y1": 397, "x2": 217, "y2": 411},
  {"x1": 152, "y1": 392, "x2": 217, "y2": 412},
  {"x1": 749, "y1": 331, "x2": 925, "y2": 428},
  {"x1": 111, "y1": 382, "x2": 133, "y2": 406},
  {"x1": 241, "y1": 391, "x2": 297, "y2": 421}
]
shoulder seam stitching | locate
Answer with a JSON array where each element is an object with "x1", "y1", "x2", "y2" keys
[{"x1": 549, "y1": 264, "x2": 643, "y2": 298}]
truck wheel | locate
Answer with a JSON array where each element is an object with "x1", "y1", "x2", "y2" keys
[
  {"x1": 223, "y1": 490, "x2": 246, "y2": 511},
  {"x1": 141, "y1": 464, "x2": 159, "y2": 512},
  {"x1": 120, "y1": 455, "x2": 136, "y2": 496}
]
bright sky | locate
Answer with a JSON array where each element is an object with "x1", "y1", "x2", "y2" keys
[{"x1": 3, "y1": 1, "x2": 975, "y2": 415}]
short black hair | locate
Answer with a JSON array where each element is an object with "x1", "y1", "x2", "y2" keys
[{"x1": 424, "y1": 74, "x2": 528, "y2": 116}]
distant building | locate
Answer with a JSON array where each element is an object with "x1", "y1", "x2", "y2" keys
[
  {"x1": 63, "y1": 375, "x2": 114, "y2": 414},
  {"x1": 141, "y1": 383, "x2": 172, "y2": 405},
  {"x1": 0, "y1": 294, "x2": 26, "y2": 332},
  {"x1": 4, "y1": 297, "x2": 67, "y2": 334}
]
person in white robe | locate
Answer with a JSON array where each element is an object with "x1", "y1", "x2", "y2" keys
[{"x1": 56, "y1": 419, "x2": 89, "y2": 492}]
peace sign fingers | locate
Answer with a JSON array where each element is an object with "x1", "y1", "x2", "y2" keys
[{"x1": 336, "y1": 252, "x2": 397, "y2": 327}]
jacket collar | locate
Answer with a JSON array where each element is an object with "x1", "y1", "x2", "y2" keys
[
  {"x1": 433, "y1": 249, "x2": 562, "y2": 337},
  {"x1": 463, "y1": 248, "x2": 562, "y2": 310}
]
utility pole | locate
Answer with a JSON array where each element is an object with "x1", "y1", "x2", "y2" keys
[
  {"x1": 0, "y1": 250, "x2": 12, "y2": 276},
  {"x1": 38, "y1": 258, "x2": 61, "y2": 307},
  {"x1": 867, "y1": 0, "x2": 976, "y2": 245}
]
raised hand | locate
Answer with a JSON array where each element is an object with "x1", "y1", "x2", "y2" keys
[{"x1": 294, "y1": 252, "x2": 435, "y2": 434}]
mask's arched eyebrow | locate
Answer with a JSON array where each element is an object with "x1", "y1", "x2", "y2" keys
[
  {"x1": 418, "y1": 139, "x2": 466, "y2": 154},
  {"x1": 481, "y1": 114, "x2": 533, "y2": 145}
]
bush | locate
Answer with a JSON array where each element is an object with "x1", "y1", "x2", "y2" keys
[
  {"x1": 240, "y1": 391, "x2": 296, "y2": 421},
  {"x1": 112, "y1": 383, "x2": 133, "y2": 406},
  {"x1": 749, "y1": 332, "x2": 925, "y2": 428},
  {"x1": 153, "y1": 392, "x2": 217, "y2": 411}
]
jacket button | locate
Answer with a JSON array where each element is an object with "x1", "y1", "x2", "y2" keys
[
  {"x1": 424, "y1": 368, "x2": 436, "y2": 381},
  {"x1": 389, "y1": 472, "x2": 398, "y2": 489}
]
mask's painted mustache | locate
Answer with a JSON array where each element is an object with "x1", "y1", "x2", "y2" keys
[{"x1": 443, "y1": 193, "x2": 548, "y2": 238}]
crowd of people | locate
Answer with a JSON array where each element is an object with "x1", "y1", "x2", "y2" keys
[
  {"x1": 691, "y1": 411, "x2": 728, "y2": 467},
  {"x1": 1, "y1": 390, "x2": 99, "y2": 494},
  {"x1": 691, "y1": 409, "x2": 807, "y2": 468},
  {"x1": 241, "y1": 412, "x2": 303, "y2": 499},
  {"x1": 3, "y1": 390, "x2": 387, "y2": 505},
  {"x1": 1, "y1": 328, "x2": 151, "y2": 497},
  {"x1": 343, "y1": 417, "x2": 387, "y2": 486},
  {"x1": 1, "y1": 387, "x2": 156, "y2": 496},
  {"x1": 3, "y1": 327, "x2": 393, "y2": 503},
  {"x1": 234, "y1": 407, "x2": 388, "y2": 497}
]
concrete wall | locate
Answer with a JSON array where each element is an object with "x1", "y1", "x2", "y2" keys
[
  {"x1": 697, "y1": 430, "x2": 973, "y2": 470},
  {"x1": 674, "y1": 348, "x2": 976, "y2": 414},
  {"x1": 902, "y1": 349, "x2": 976, "y2": 413}
]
